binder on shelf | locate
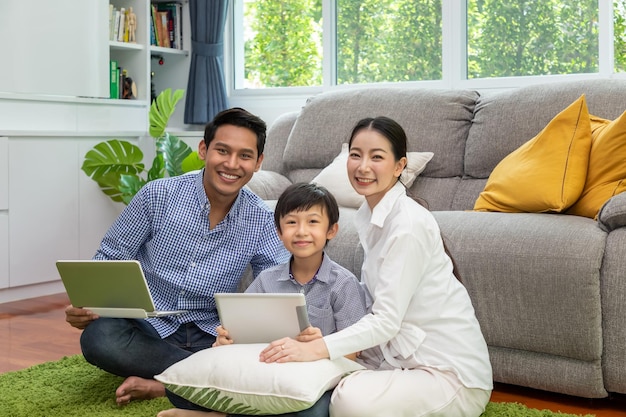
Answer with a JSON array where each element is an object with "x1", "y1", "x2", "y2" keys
[{"x1": 109, "y1": 60, "x2": 119, "y2": 99}]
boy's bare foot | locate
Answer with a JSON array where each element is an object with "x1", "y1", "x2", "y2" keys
[
  {"x1": 156, "y1": 409, "x2": 226, "y2": 417},
  {"x1": 115, "y1": 376, "x2": 166, "y2": 405}
]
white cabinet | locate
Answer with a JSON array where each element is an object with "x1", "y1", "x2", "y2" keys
[
  {"x1": 1, "y1": 134, "x2": 131, "y2": 301},
  {"x1": 0, "y1": 137, "x2": 7, "y2": 211},
  {"x1": 8, "y1": 139, "x2": 80, "y2": 287},
  {"x1": 0, "y1": 137, "x2": 7, "y2": 290}
]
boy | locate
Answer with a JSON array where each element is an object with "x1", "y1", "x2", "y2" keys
[{"x1": 159, "y1": 182, "x2": 369, "y2": 417}]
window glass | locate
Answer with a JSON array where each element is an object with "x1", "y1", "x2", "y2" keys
[
  {"x1": 242, "y1": 0, "x2": 322, "y2": 88},
  {"x1": 616, "y1": 0, "x2": 626, "y2": 72},
  {"x1": 467, "y1": 1, "x2": 599, "y2": 78},
  {"x1": 336, "y1": 0, "x2": 442, "y2": 84}
]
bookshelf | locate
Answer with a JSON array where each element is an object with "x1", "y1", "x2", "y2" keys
[{"x1": 108, "y1": 0, "x2": 190, "y2": 125}]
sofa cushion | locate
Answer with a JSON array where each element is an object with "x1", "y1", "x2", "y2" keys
[
  {"x1": 566, "y1": 111, "x2": 626, "y2": 219},
  {"x1": 283, "y1": 88, "x2": 477, "y2": 181},
  {"x1": 474, "y1": 95, "x2": 591, "y2": 213},
  {"x1": 433, "y1": 211, "x2": 604, "y2": 362},
  {"x1": 311, "y1": 143, "x2": 433, "y2": 208},
  {"x1": 245, "y1": 170, "x2": 293, "y2": 201},
  {"x1": 155, "y1": 344, "x2": 364, "y2": 415},
  {"x1": 466, "y1": 79, "x2": 626, "y2": 179}
]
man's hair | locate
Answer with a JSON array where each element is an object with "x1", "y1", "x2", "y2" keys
[
  {"x1": 274, "y1": 183, "x2": 340, "y2": 232},
  {"x1": 203, "y1": 107, "x2": 267, "y2": 157}
]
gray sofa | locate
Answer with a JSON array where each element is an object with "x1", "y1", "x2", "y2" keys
[{"x1": 245, "y1": 79, "x2": 626, "y2": 399}]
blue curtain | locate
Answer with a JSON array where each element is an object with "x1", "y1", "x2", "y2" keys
[{"x1": 184, "y1": 0, "x2": 229, "y2": 124}]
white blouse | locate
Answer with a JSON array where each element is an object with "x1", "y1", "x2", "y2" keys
[{"x1": 323, "y1": 182, "x2": 493, "y2": 390}]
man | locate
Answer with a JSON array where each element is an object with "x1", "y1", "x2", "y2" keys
[{"x1": 65, "y1": 108, "x2": 290, "y2": 405}]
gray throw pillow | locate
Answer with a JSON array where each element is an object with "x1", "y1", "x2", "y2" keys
[{"x1": 597, "y1": 192, "x2": 626, "y2": 232}]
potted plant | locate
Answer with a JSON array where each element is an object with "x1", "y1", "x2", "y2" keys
[{"x1": 82, "y1": 89, "x2": 203, "y2": 204}]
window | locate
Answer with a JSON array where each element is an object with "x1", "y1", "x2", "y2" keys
[
  {"x1": 233, "y1": 0, "x2": 621, "y2": 91},
  {"x1": 616, "y1": 0, "x2": 626, "y2": 72},
  {"x1": 467, "y1": 1, "x2": 598, "y2": 78},
  {"x1": 240, "y1": 0, "x2": 322, "y2": 88},
  {"x1": 336, "y1": 0, "x2": 442, "y2": 84}
]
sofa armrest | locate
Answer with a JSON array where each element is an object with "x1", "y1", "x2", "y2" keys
[
  {"x1": 245, "y1": 170, "x2": 292, "y2": 200},
  {"x1": 598, "y1": 192, "x2": 626, "y2": 232}
]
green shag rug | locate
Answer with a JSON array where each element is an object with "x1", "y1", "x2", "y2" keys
[{"x1": 0, "y1": 355, "x2": 594, "y2": 417}]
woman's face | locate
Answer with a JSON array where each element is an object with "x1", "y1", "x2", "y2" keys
[{"x1": 347, "y1": 129, "x2": 406, "y2": 208}]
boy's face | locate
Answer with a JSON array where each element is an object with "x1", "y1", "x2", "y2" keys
[
  {"x1": 277, "y1": 204, "x2": 338, "y2": 260},
  {"x1": 198, "y1": 124, "x2": 263, "y2": 204}
]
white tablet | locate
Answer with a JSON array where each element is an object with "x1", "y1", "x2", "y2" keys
[{"x1": 214, "y1": 293, "x2": 310, "y2": 344}]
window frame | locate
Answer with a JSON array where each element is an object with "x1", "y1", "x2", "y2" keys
[{"x1": 226, "y1": 0, "x2": 623, "y2": 99}]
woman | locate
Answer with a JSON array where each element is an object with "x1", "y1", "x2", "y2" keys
[{"x1": 261, "y1": 116, "x2": 493, "y2": 417}]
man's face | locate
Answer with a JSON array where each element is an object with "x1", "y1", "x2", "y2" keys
[{"x1": 198, "y1": 124, "x2": 263, "y2": 203}]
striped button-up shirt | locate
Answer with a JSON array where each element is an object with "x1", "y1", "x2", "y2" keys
[{"x1": 245, "y1": 253, "x2": 369, "y2": 336}]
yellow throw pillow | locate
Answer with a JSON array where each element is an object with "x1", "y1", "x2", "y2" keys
[
  {"x1": 474, "y1": 95, "x2": 592, "y2": 213},
  {"x1": 566, "y1": 111, "x2": 626, "y2": 219}
]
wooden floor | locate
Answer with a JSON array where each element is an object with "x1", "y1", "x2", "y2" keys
[{"x1": 1, "y1": 294, "x2": 625, "y2": 416}]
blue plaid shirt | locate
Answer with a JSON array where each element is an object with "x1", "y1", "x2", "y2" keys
[
  {"x1": 94, "y1": 170, "x2": 290, "y2": 338},
  {"x1": 245, "y1": 253, "x2": 370, "y2": 336}
]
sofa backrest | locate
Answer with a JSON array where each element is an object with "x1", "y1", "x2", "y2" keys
[
  {"x1": 264, "y1": 79, "x2": 626, "y2": 211},
  {"x1": 282, "y1": 87, "x2": 477, "y2": 181}
]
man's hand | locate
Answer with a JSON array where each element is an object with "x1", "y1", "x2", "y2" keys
[
  {"x1": 213, "y1": 325, "x2": 234, "y2": 347},
  {"x1": 65, "y1": 305, "x2": 98, "y2": 329},
  {"x1": 296, "y1": 326, "x2": 322, "y2": 342}
]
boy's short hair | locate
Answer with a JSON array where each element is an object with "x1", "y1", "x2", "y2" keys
[{"x1": 274, "y1": 183, "x2": 340, "y2": 231}]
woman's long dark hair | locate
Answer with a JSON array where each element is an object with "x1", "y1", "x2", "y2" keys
[{"x1": 349, "y1": 116, "x2": 463, "y2": 283}]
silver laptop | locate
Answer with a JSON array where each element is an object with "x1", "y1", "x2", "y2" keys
[
  {"x1": 214, "y1": 293, "x2": 310, "y2": 344},
  {"x1": 56, "y1": 260, "x2": 187, "y2": 319}
]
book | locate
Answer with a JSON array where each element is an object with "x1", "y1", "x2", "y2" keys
[
  {"x1": 158, "y1": 11, "x2": 171, "y2": 48},
  {"x1": 149, "y1": 10, "x2": 157, "y2": 46},
  {"x1": 117, "y1": 7, "x2": 125, "y2": 42},
  {"x1": 123, "y1": 8, "x2": 130, "y2": 43},
  {"x1": 112, "y1": 9, "x2": 121, "y2": 42},
  {"x1": 118, "y1": 66, "x2": 124, "y2": 98},
  {"x1": 152, "y1": 4, "x2": 162, "y2": 47},
  {"x1": 158, "y1": 3, "x2": 184, "y2": 50},
  {"x1": 109, "y1": 60, "x2": 119, "y2": 99},
  {"x1": 108, "y1": 4, "x2": 115, "y2": 41}
]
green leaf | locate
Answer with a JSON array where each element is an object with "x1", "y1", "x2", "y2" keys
[
  {"x1": 149, "y1": 88, "x2": 184, "y2": 139},
  {"x1": 147, "y1": 153, "x2": 166, "y2": 182},
  {"x1": 81, "y1": 140, "x2": 145, "y2": 202},
  {"x1": 181, "y1": 151, "x2": 205, "y2": 173},
  {"x1": 156, "y1": 133, "x2": 192, "y2": 177},
  {"x1": 93, "y1": 173, "x2": 127, "y2": 203},
  {"x1": 119, "y1": 174, "x2": 146, "y2": 204},
  {"x1": 81, "y1": 140, "x2": 145, "y2": 178}
]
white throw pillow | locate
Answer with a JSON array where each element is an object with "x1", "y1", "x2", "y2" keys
[
  {"x1": 154, "y1": 344, "x2": 365, "y2": 415},
  {"x1": 311, "y1": 143, "x2": 434, "y2": 208}
]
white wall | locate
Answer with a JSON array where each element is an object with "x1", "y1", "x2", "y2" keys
[{"x1": 0, "y1": 0, "x2": 109, "y2": 98}]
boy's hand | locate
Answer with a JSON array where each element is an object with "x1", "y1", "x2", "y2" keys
[
  {"x1": 296, "y1": 326, "x2": 322, "y2": 342},
  {"x1": 213, "y1": 325, "x2": 234, "y2": 347}
]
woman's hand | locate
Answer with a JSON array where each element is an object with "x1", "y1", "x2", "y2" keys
[
  {"x1": 65, "y1": 305, "x2": 98, "y2": 330},
  {"x1": 213, "y1": 325, "x2": 233, "y2": 347},
  {"x1": 296, "y1": 326, "x2": 322, "y2": 342},
  {"x1": 259, "y1": 337, "x2": 330, "y2": 363}
]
